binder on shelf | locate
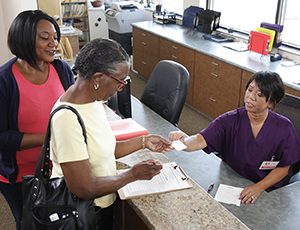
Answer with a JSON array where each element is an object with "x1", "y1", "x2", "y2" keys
[
  {"x1": 117, "y1": 162, "x2": 192, "y2": 200},
  {"x1": 109, "y1": 118, "x2": 149, "y2": 141}
]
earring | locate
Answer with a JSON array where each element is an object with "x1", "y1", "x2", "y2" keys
[{"x1": 94, "y1": 84, "x2": 99, "y2": 90}]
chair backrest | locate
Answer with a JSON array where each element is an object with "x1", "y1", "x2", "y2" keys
[
  {"x1": 140, "y1": 60, "x2": 189, "y2": 126},
  {"x1": 275, "y1": 93, "x2": 300, "y2": 184}
]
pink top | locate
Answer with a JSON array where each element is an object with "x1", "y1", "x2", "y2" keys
[{"x1": 0, "y1": 63, "x2": 64, "y2": 183}]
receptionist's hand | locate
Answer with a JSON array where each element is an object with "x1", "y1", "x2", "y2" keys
[
  {"x1": 239, "y1": 184, "x2": 264, "y2": 204},
  {"x1": 168, "y1": 131, "x2": 185, "y2": 142}
]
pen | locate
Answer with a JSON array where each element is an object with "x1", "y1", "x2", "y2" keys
[{"x1": 207, "y1": 184, "x2": 214, "y2": 193}]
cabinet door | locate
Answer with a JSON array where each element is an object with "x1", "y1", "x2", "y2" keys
[
  {"x1": 132, "y1": 28, "x2": 160, "y2": 79},
  {"x1": 239, "y1": 70, "x2": 253, "y2": 107},
  {"x1": 159, "y1": 38, "x2": 195, "y2": 104},
  {"x1": 193, "y1": 52, "x2": 242, "y2": 118},
  {"x1": 285, "y1": 86, "x2": 300, "y2": 97}
]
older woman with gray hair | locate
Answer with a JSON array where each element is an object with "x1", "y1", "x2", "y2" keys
[{"x1": 50, "y1": 38, "x2": 173, "y2": 230}]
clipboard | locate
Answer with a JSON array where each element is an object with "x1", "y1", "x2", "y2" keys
[{"x1": 117, "y1": 162, "x2": 192, "y2": 200}]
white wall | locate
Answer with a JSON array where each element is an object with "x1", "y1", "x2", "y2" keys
[
  {"x1": 183, "y1": 0, "x2": 201, "y2": 10},
  {"x1": 0, "y1": 0, "x2": 37, "y2": 66}
]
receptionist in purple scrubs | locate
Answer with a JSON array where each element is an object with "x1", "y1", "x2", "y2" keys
[{"x1": 169, "y1": 71, "x2": 300, "y2": 204}]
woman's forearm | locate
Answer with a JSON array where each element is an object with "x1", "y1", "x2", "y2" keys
[{"x1": 19, "y1": 133, "x2": 46, "y2": 150}]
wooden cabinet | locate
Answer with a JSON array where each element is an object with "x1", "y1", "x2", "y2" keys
[
  {"x1": 193, "y1": 52, "x2": 242, "y2": 118},
  {"x1": 159, "y1": 38, "x2": 195, "y2": 104},
  {"x1": 285, "y1": 86, "x2": 300, "y2": 97},
  {"x1": 132, "y1": 28, "x2": 160, "y2": 79},
  {"x1": 239, "y1": 70, "x2": 253, "y2": 107}
]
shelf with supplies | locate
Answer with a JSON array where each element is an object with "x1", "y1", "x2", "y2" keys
[{"x1": 61, "y1": 0, "x2": 90, "y2": 49}]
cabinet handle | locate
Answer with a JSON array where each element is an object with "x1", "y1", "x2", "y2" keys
[
  {"x1": 142, "y1": 61, "x2": 146, "y2": 65},
  {"x1": 172, "y1": 55, "x2": 178, "y2": 59},
  {"x1": 212, "y1": 62, "x2": 219, "y2": 66},
  {"x1": 142, "y1": 42, "x2": 147, "y2": 46},
  {"x1": 211, "y1": 73, "x2": 218, "y2": 77},
  {"x1": 209, "y1": 97, "x2": 217, "y2": 102},
  {"x1": 172, "y1": 45, "x2": 178, "y2": 49},
  {"x1": 142, "y1": 33, "x2": 146, "y2": 37}
]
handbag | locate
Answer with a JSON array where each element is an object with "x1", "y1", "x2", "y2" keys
[{"x1": 22, "y1": 105, "x2": 96, "y2": 230}]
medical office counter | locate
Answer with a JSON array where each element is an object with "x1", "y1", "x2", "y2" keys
[
  {"x1": 131, "y1": 21, "x2": 300, "y2": 119},
  {"x1": 106, "y1": 97, "x2": 300, "y2": 230}
]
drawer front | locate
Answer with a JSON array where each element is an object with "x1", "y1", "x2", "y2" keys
[
  {"x1": 133, "y1": 28, "x2": 159, "y2": 48},
  {"x1": 239, "y1": 70, "x2": 253, "y2": 107},
  {"x1": 193, "y1": 52, "x2": 242, "y2": 117},
  {"x1": 196, "y1": 86, "x2": 239, "y2": 118},
  {"x1": 132, "y1": 28, "x2": 160, "y2": 78},
  {"x1": 160, "y1": 38, "x2": 195, "y2": 104},
  {"x1": 160, "y1": 38, "x2": 194, "y2": 65},
  {"x1": 133, "y1": 51, "x2": 159, "y2": 78}
]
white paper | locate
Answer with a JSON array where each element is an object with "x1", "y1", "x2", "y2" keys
[
  {"x1": 172, "y1": 140, "x2": 187, "y2": 151},
  {"x1": 117, "y1": 162, "x2": 191, "y2": 199},
  {"x1": 214, "y1": 184, "x2": 244, "y2": 206}
]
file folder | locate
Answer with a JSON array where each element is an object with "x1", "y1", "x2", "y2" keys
[{"x1": 109, "y1": 118, "x2": 149, "y2": 141}]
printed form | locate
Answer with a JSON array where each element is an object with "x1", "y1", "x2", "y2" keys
[{"x1": 117, "y1": 162, "x2": 192, "y2": 199}]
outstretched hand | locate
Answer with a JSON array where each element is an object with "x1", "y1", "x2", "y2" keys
[
  {"x1": 145, "y1": 135, "x2": 174, "y2": 153},
  {"x1": 168, "y1": 131, "x2": 185, "y2": 142}
]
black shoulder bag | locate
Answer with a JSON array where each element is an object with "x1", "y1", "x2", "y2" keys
[{"x1": 21, "y1": 105, "x2": 96, "y2": 230}]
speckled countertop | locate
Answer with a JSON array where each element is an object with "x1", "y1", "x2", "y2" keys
[
  {"x1": 131, "y1": 21, "x2": 300, "y2": 92},
  {"x1": 117, "y1": 150, "x2": 249, "y2": 230},
  {"x1": 104, "y1": 104, "x2": 248, "y2": 229}
]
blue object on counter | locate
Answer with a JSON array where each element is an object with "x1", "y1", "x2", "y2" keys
[{"x1": 182, "y1": 6, "x2": 204, "y2": 29}]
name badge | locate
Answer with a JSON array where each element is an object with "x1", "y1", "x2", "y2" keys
[{"x1": 259, "y1": 161, "x2": 280, "y2": 170}]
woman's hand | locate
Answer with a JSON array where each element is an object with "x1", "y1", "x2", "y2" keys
[
  {"x1": 168, "y1": 131, "x2": 185, "y2": 142},
  {"x1": 130, "y1": 159, "x2": 163, "y2": 180},
  {"x1": 239, "y1": 184, "x2": 264, "y2": 204},
  {"x1": 145, "y1": 135, "x2": 174, "y2": 153}
]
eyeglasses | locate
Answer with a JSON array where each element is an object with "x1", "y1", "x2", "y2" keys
[{"x1": 103, "y1": 72, "x2": 127, "y2": 90}]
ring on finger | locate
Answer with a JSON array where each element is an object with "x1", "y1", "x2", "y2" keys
[{"x1": 251, "y1": 196, "x2": 254, "y2": 200}]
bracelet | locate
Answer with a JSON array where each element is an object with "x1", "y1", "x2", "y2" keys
[{"x1": 142, "y1": 135, "x2": 146, "y2": 149}]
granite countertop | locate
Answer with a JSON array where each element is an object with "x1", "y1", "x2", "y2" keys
[
  {"x1": 117, "y1": 149, "x2": 249, "y2": 230},
  {"x1": 131, "y1": 21, "x2": 300, "y2": 92},
  {"x1": 104, "y1": 103, "x2": 249, "y2": 229}
]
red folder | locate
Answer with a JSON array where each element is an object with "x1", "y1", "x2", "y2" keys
[
  {"x1": 109, "y1": 118, "x2": 149, "y2": 141},
  {"x1": 247, "y1": 30, "x2": 271, "y2": 56}
]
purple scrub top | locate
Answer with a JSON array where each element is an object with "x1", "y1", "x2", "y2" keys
[{"x1": 200, "y1": 107, "x2": 300, "y2": 191}]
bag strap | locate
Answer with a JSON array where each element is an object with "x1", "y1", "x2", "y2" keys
[
  {"x1": 52, "y1": 59, "x2": 68, "y2": 91},
  {"x1": 35, "y1": 105, "x2": 87, "y2": 178}
]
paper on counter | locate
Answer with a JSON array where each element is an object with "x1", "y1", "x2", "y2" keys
[
  {"x1": 214, "y1": 184, "x2": 244, "y2": 206},
  {"x1": 172, "y1": 140, "x2": 187, "y2": 151}
]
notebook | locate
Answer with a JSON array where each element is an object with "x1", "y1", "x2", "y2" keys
[{"x1": 109, "y1": 118, "x2": 149, "y2": 141}]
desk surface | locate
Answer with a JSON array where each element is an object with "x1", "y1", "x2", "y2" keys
[
  {"x1": 113, "y1": 96, "x2": 300, "y2": 230},
  {"x1": 131, "y1": 21, "x2": 300, "y2": 93}
]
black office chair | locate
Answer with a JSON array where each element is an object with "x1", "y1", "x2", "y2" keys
[
  {"x1": 140, "y1": 60, "x2": 189, "y2": 126},
  {"x1": 275, "y1": 93, "x2": 300, "y2": 184}
]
